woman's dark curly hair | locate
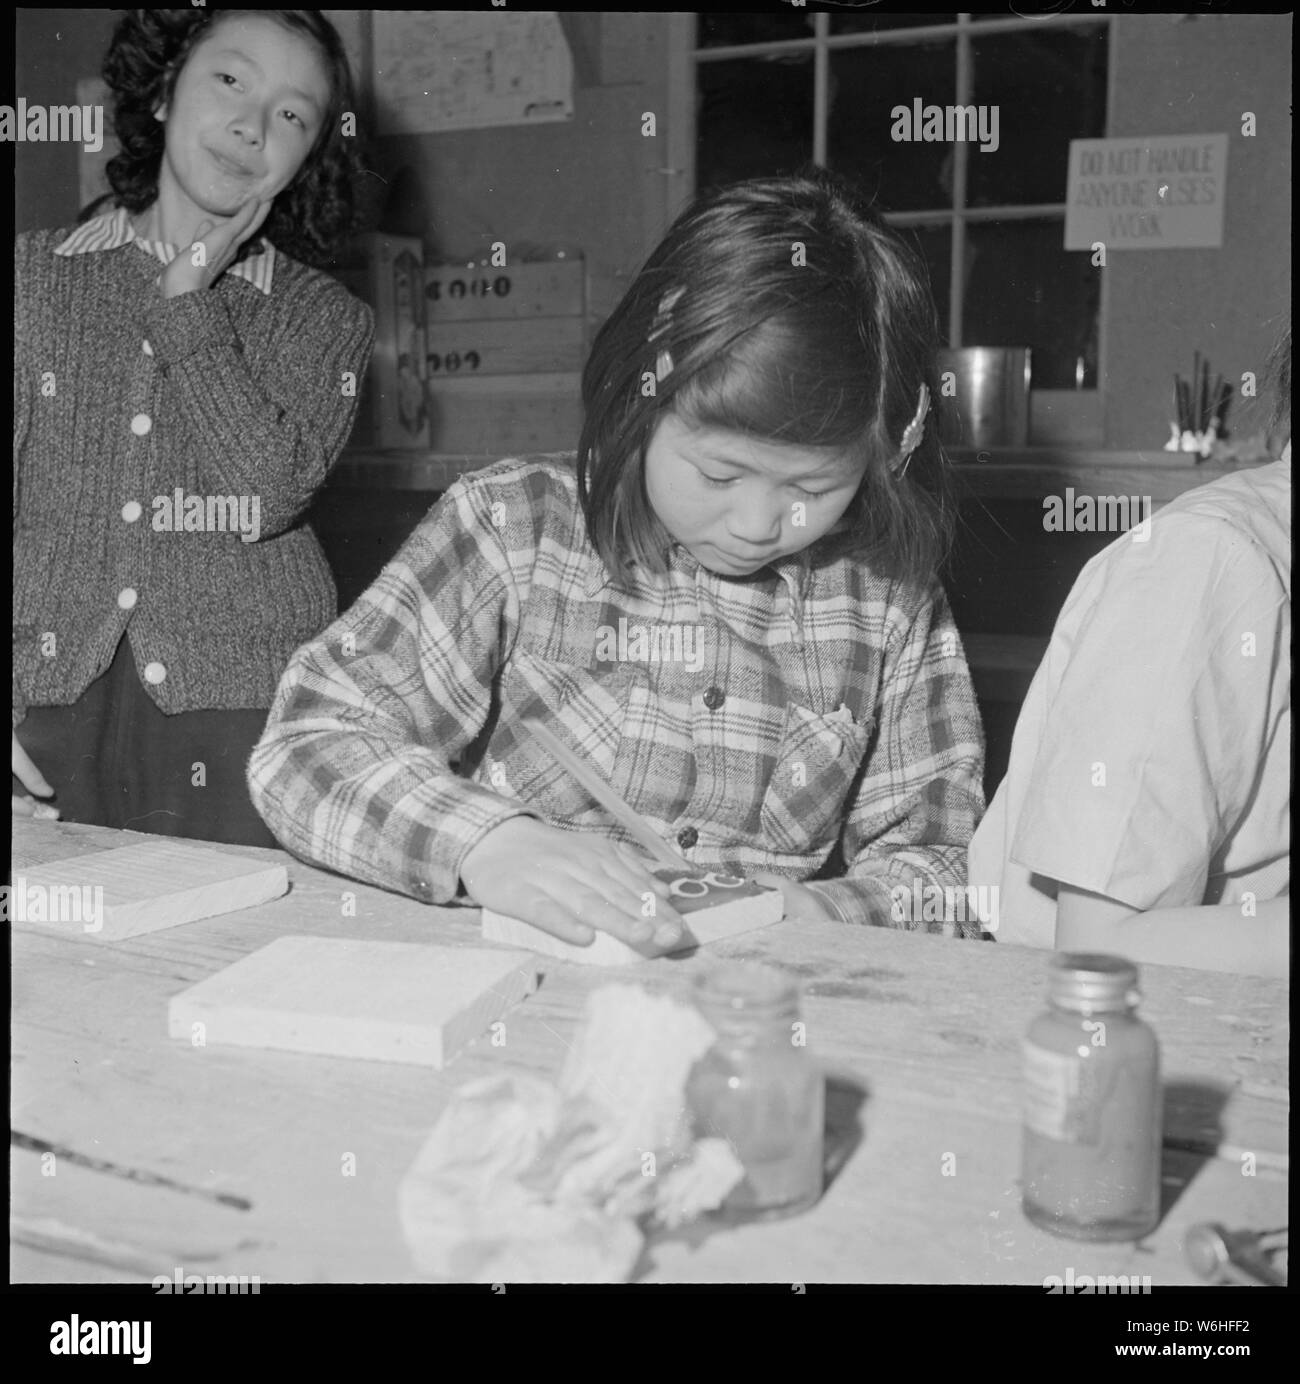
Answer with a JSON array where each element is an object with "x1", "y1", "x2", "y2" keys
[{"x1": 82, "y1": 8, "x2": 364, "y2": 266}]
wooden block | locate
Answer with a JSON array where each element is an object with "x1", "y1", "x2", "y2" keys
[
  {"x1": 482, "y1": 869, "x2": 784, "y2": 966},
  {"x1": 425, "y1": 260, "x2": 585, "y2": 323},
  {"x1": 425, "y1": 371, "x2": 584, "y2": 453},
  {"x1": 168, "y1": 937, "x2": 540, "y2": 1068},
  {"x1": 6, "y1": 841, "x2": 288, "y2": 941},
  {"x1": 426, "y1": 317, "x2": 586, "y2": 377}
]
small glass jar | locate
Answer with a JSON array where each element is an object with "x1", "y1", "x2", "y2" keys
[
  {"x1": 1021, "y1": 952, "x2": 1161, "y2": 1242},
  {"x1": 685, "y1": 962, "x2": 824, "y2": 1221}
]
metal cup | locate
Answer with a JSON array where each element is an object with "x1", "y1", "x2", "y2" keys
[{"x1": 937, "y1": 347, "x2": 1032, "y2": 449}]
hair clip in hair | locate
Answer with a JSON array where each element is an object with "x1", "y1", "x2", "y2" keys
[
  {"x1": 649, "y1": 287, "x2": 683, "y2": 383},
  {"x1": 654, "y1": 286, "x2": 685, "y2": 323},
  {"x1": 894, "y1": 383, "x2": 931, "y2": 478}
]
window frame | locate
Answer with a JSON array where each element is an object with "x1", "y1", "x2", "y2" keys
[{"x1": 664, "y1": 12, "x2": 1116, "y2": 439}]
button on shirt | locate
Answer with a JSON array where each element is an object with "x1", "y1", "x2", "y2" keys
[
  {"x1": 970, "y1": 451, "x2": 1292, "y2": 948},
  {"x1": 248, "y1": 458, "x2": 985, "y2": 928}
]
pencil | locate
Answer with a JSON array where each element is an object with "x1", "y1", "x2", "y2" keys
[
  {"x1": 11, "y1": 1129, "x2": 251, "y2": 1210},
  {"x1": 522, "y1": 718, "x2": 688, "y2": 870}
]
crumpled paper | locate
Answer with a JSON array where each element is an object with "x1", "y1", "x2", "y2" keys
[{"x1": 399, "y1": 985, "x2": 744, "y2": 1282}]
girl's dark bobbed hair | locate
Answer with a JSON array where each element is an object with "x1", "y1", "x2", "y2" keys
[
  {"x1": 85, "y1": 8, "x2": 364, "y2": 266},
  {"x1": 577, "y1": 169, "x2": 954, "y2": 592}
]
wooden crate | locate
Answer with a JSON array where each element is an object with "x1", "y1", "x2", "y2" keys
[
  {"x1": 424, "y1": 259, "x2": 585, "y2": 323},
  {"x1": 424, "y1": 371, "x2": 584, "y2": 454},
  {"x1": 425, "y1": 317, "x2": 586, "y2": 377}
]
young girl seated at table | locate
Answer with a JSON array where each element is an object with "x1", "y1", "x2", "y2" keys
[
  {"x1": 248, "y1": 171, "x2": 985, "y2": 951},
  {"x1": 969, "y1": 329, "x2": 1290, "y2": 978},
  {"x1": 11, "y1": 9, "x2": 373, "y2": 846}
]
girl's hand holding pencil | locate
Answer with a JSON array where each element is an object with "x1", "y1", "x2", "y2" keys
[{"x1": 459, "y1": 817, "x2": 685, "y2": 949}]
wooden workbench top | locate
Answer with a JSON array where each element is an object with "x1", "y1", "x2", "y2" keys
[{"x1": 10, "y1": 818, "x2": 1287, "y2": 1285}]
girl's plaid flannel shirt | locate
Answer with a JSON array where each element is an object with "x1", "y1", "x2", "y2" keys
[{"x1": 248, "y1": 457, "x2": 986, "y2": 934}]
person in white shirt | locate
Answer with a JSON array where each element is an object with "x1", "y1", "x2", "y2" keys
[{"x1": 969, "y1": 333, "x2": 1290, "y2": 978}]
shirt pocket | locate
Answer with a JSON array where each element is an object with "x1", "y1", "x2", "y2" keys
[
  {"x1": 759, "y1": 702, "x2": 873, "y2": 855},
  {"x1": 497, "y1": 649, "x2": 644, "y2": 819}
]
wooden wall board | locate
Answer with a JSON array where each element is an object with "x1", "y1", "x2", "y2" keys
[
  {"x1": 425, "y1": 261, "x2": 585, "y2": 322},
  {"x1": 425, "y1": 317, "x2": 585, "y2": 377},
  {"x1": 424, "y1": 372, "x2": 583, "y2": 452}
]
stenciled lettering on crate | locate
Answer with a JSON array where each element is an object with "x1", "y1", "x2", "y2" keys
[{"x1": 424, "y1": 259, "x2": 587, "y2": 454}]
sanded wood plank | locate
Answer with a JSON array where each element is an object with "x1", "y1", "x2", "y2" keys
[
  {"x1": 7, "y1": 840, "x2": 288, "y2": 940},
  {"x1": 168, "y1": 936, "x2": 540, "y2": 1068},
  {"x1": 482, "y1": 869, "x2": 783, "y2": 965}
]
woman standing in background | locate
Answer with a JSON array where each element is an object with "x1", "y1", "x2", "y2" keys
[{"x1": 13, "y1": 9, "x2": 374, "y2": 845}]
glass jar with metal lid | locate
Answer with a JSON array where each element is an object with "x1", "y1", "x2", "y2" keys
[{"x1": 1021, "y1": 952, "x2": 1161, "y2": 1241}]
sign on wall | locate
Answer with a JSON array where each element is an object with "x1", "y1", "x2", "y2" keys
[
  {"x1": 1065, "y1": 133, "x2": 1229, "y2": 251},
  {"x1": 372, "y1": 11, "x2": 574, "y2": 135}
]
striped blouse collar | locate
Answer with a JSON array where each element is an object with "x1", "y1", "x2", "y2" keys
[{"x1": 53, "y1": 204, "x2": 275, "y2": 295}]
